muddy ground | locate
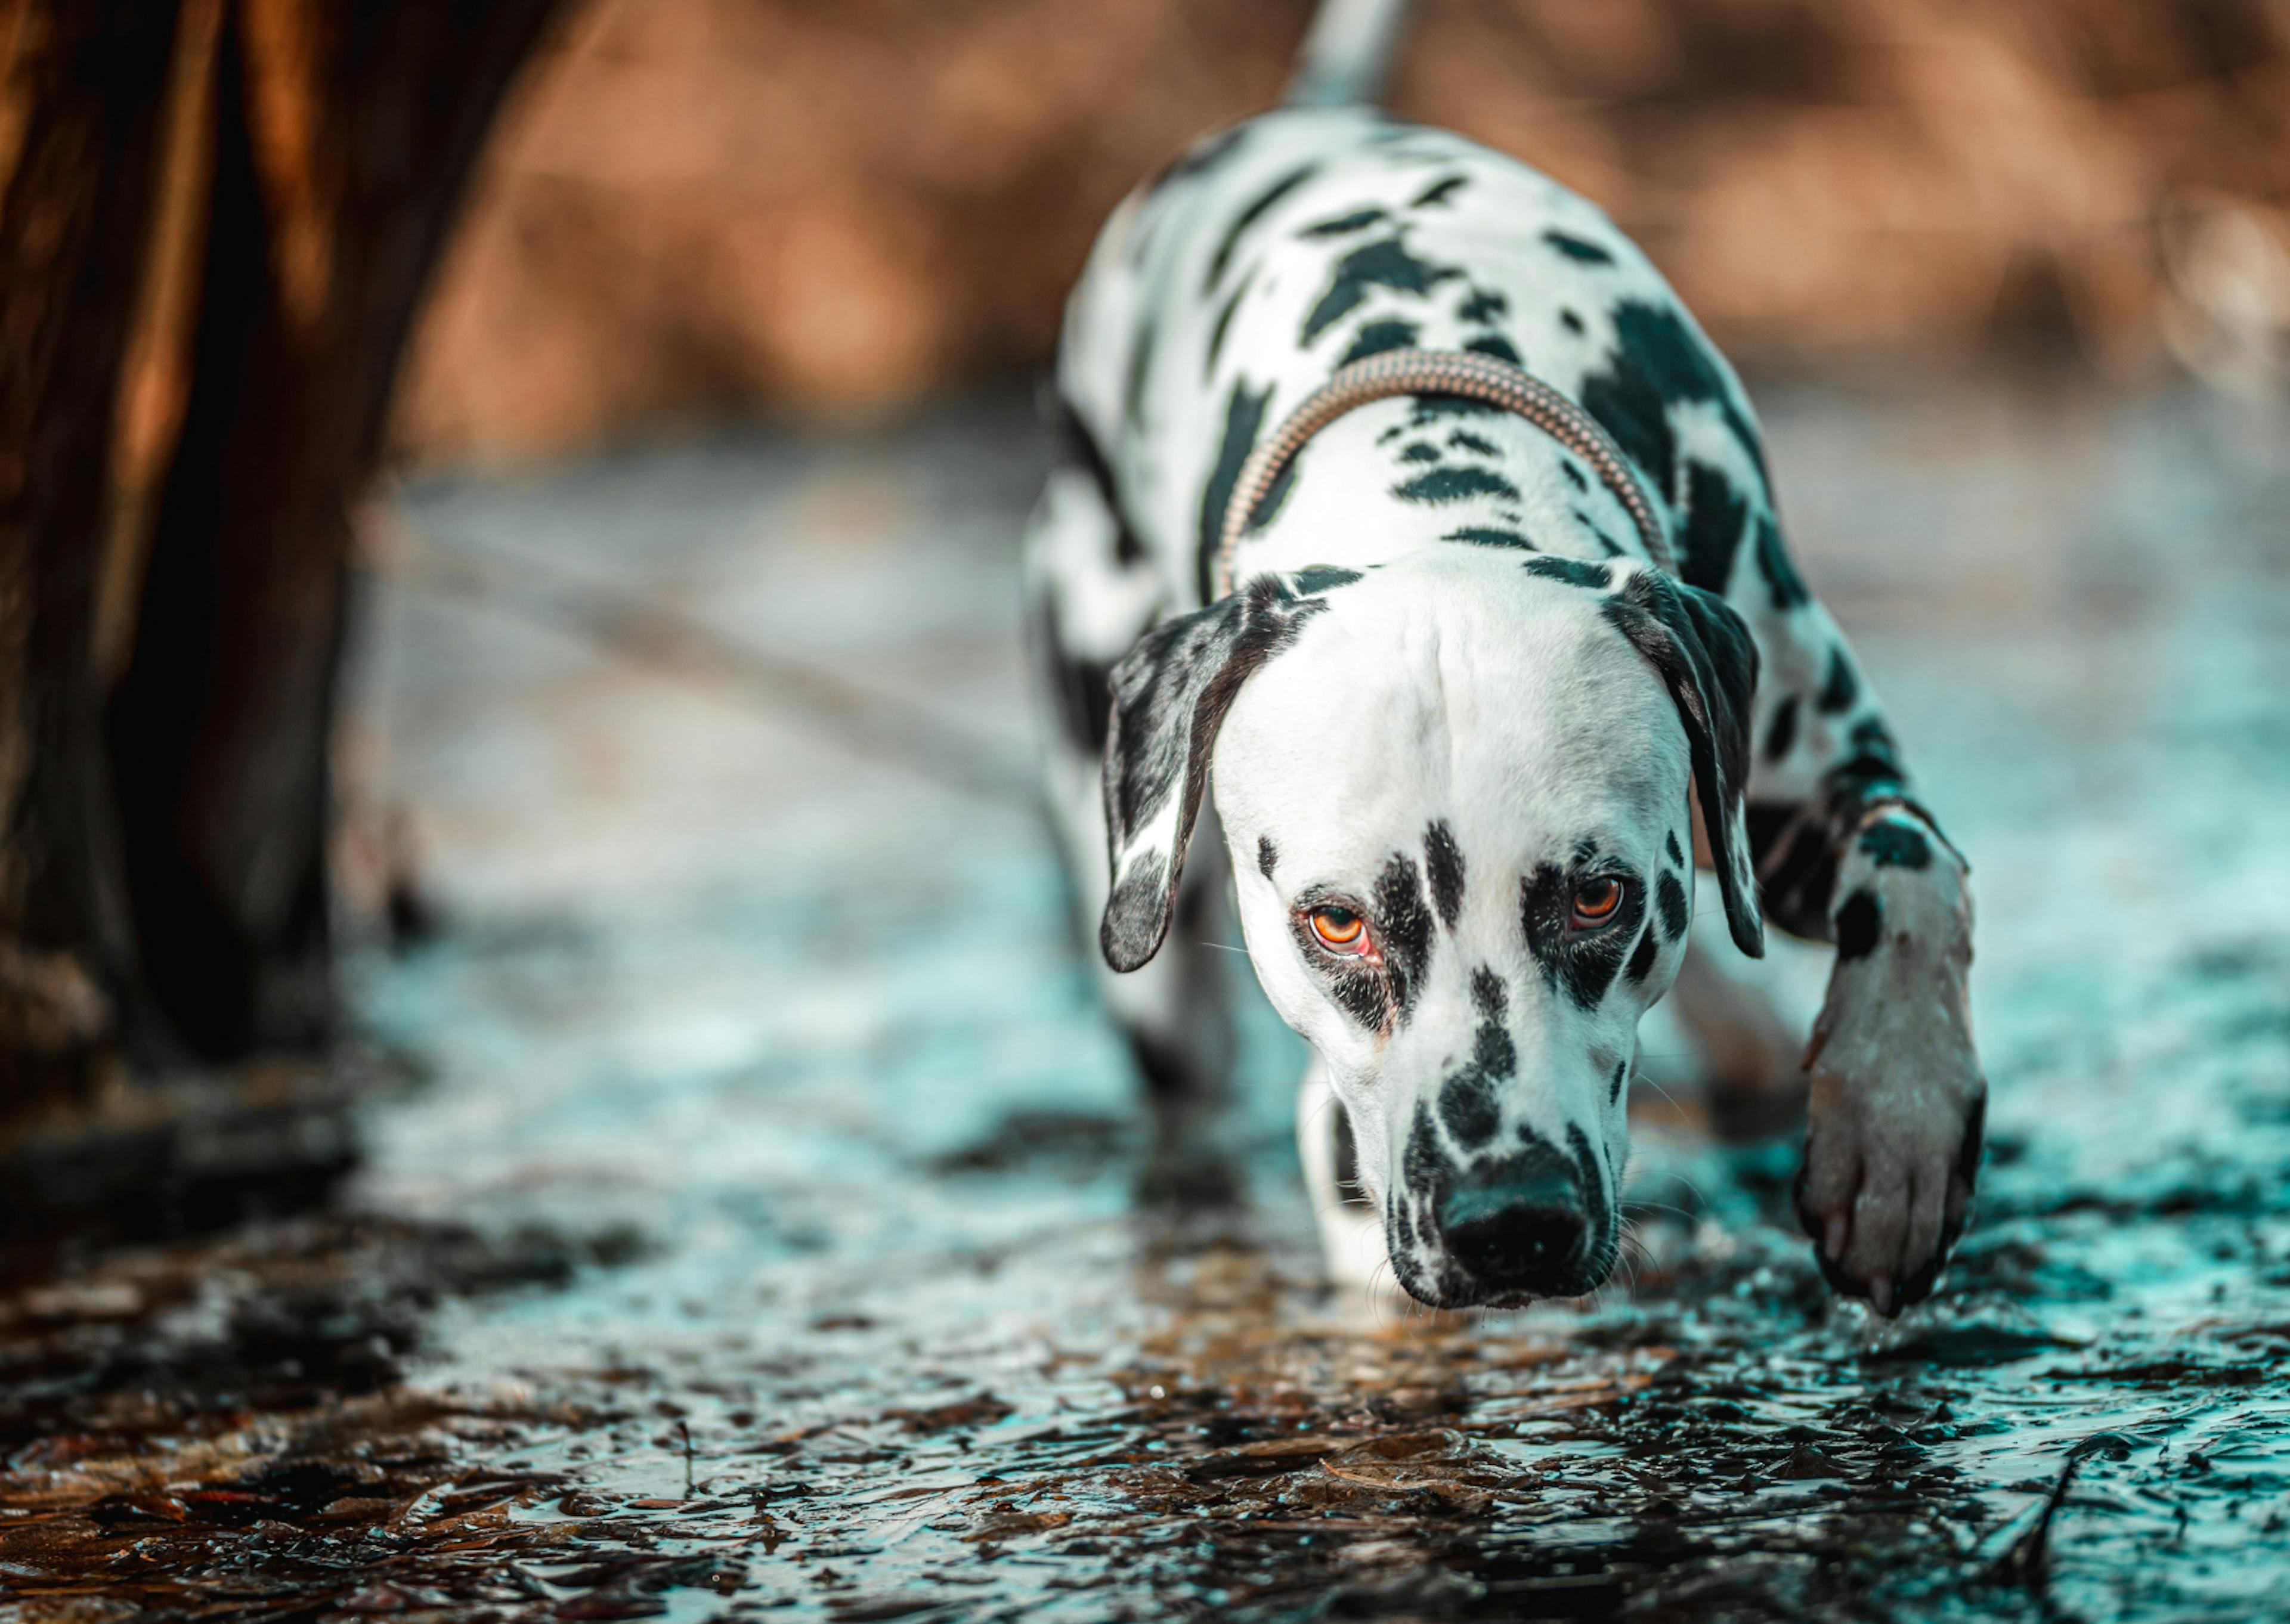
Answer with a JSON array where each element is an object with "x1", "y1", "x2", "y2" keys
[{"x1": 4, "y1": 378, "x2": 2287, "y2": 1622}]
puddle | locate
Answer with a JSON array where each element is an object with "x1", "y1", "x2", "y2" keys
[{"x1": 3, "y1": 383, "x2": 2286, "y2": 1622}]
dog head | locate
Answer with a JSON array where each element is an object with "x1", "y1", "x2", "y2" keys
[{"x1": 1100, "y1": 549, "x2": 1760, "y2": 1307}]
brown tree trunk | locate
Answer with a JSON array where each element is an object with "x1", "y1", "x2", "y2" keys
[
  {"x1": 0, "y1": 0, "x2": 182, "y2": 1110},
  {"x1": 2, "y1": 0, "x2": 557, "y2": 1118},
  {"x1": 109, "y1": 0, "x2": 559, "y2": 1060}
]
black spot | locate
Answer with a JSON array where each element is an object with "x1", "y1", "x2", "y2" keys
[
  {"x1": 1610, "y1": 1059, "x2": 1629, "y2": 1103},
  {"x1": 1292, "y1": 565, "x2": 1363, "y2": 594},
  {"x1": 1578, "y1": 300, "x2": 1766, "y2": 507},
  {"x1": 1568, "y1": 1123, "x2": 1612, "y2": 1243},
  {"x1": 1394, "y1": 466, "x2": 1521, "y2": 505},
  {"x1": 1400, "y1": 441, "x2": 1441, "y2": 463},
  {"x1": 1124, "y1": 318, "x2": 1158, "y2": 426},
  {"x1": 1196, "y1": 379, "x2": 1272, "y2": 599},
  {"x1": 1404, "y1": 1101, "x2": 1450, "y2": 1197},
  {"x1": 1463, "y1": 332, "x2": 1522, "y2": 364},
  {"x1": 1559, "y1": 308, "x2": 1585, "y2": 335},
  {"x1": 1438, "y1": 967, "x2": 1515, "y2": 1150},
  {"x1": 1564, "y1": 510, "x2": 1622, "y2": 556},
  {"x1": 1560, "y1": 461, "x2": 1589, "y2": 492},
  {"x1": 1424, "y1": 820, "x2": 1466, "y2": 929},
  {"x1": 1459, "y1": 288, "x2": 1508, "y2": 324},
  {"x1": 1749, "y1": 719, "x2": 1934, "y2": 945},
  {"x1": 1203, "y1": 267, "x2": 1255, "y2": 377},
  {"x1": 1834, "y1": 888, "x2": 1883, "y2": 960},
  {"x1": 1205, "y1": 163, "x2": 1319, "y2": 290},
  {"x1": 1257, "y1": 835, "x2": 1278, "y2": 879},
  {"x1": 1678, "y1": 460, "x2": 1750, "y2": 596},
  {"x1": 1580, "y1": 357, "x2": 1675, "y2": 498},
  {"x1": 1301, "y1": 206, "x2": 1387, "y2": 237},
  {"x1": 1245, "y1": 451, "x2": 1301, "y2": 532},
  {"x1": 1332, "y1": 1103, "x2": 1368, "y2": 1205},
  {"x1": 1817, "y1": 646, "x2": 1859, "y2": 714},
  {"x1": 1664, "y1": 831, "x2": 1685, "y2": 866},
  {"x1": 1521, "y1": 861, "x2": 1647, "y2": 1012},
  {"x1": 1447, "y1": 430, "x2": 1499, "y2": 457},
  {"x1": 1523, "y1": 556, "x2": 1611, "y2": 590},
  {"x1": 1440, "y1": 1071, "x2": 1500, "y2": 1149},
  {"x1": 1339, "y1": 317, "x2": 1421, "y2": 365},
  {"x1": 1848, "y1": 714, "x2": 1900, "y2": 767},
  {"x1": 1302, "y1": 237, "x2": 1460, "y2": 344},
  {"x1": 1543, "y1": 229, "x2": 1616, "y2": 265},
  {"x1": 1655, "y1": 871, "x2": 1689, "y2": 942},
  {"x1": 1471, "y1": 965, "x2": 1506, "y2": 1024},
  {"x1": 1050, "y1": 395, "x2": 1147, "y2": 565},
  {"x1": 1764, "y1": 695, "x2": 1800, "y2": 763},
  {"x1": 1858, "y1": 820, "x2": 1933, "y2": 870},
  {"x1": 1753, "y1": 513, "x2": 1811, "y2": 610},
  {"x1": 1375, "y1": 853, "x2": 1435, "y2": 1021},
  {"x1": 1399, "y1": 393, "x2": 1501, "y2": 426},
  {"x1": 1624, "y1": 926, "x2": 1657, "y2": 985},
  {"x1": 1444, "y1": 527, "x2": 1534, "y2": 548},
  {"x1": 1411, "y1": 173, "x2": 1468, "y2": 208}
]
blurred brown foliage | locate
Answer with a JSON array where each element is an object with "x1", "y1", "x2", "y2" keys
[{"x1": 389, "y1": 0, "x2": 2290, "y2": 463}]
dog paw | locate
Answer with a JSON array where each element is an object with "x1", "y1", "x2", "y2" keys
[
  {"x1": 1793, "y1": 964, "x2": 1986, "y2": 1313},
  {"x1": 1796, "y1": 1082, "x2": 1983, "y2": 1313}
]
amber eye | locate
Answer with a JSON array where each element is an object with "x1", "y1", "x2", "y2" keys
[
  {"x1": 1571, "y1": 877, "x2": 1624, "y2": 928},
  {"x1": 1309, "y1": 906, "x2": 1368, "y2": 952}
]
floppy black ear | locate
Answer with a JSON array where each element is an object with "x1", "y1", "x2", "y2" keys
[
  {"x1": 1602, "y1": 566, "x2": 1765, "y2": 957},
  {"x1": 1100, "y1": 575, "x2": 1339, "y2": 972}
]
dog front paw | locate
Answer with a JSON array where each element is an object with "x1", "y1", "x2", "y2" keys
[
  {"x1": 1796, "y1": 1074, "x2": 1984, "y2": 1313},
  {"x1": 1793, "y1": 958, "x2": 1985, "y2": 1313}
]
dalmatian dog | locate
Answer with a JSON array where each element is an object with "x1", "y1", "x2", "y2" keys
[{"x1": 1022, "y1": 0, "x2": 1984, "y2": 1313}]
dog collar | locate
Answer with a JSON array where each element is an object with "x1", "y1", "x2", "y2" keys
[{"x1": 1214, "y1": 348, "x2": 1675, "y2": 596}]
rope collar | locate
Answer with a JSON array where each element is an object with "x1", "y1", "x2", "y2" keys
[{"x1": 1214, "y1": 348, "x2": 1674, "y2": 596}]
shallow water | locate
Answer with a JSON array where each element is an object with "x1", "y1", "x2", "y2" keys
[{"x1": 3, "y1": 379, "x2": 2287, "y2": 1622}]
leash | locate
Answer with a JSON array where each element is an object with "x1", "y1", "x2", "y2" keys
[{"x1": 1214, "y1": 348, "x2": 1675, "y2": 596}]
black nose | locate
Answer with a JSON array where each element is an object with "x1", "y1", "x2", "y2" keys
[{"x1": 1436, "y1": 1163, "x2": 1587, "y2": 1290}]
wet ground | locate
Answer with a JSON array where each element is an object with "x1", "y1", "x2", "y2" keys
[{"x1": 4, "y1": 376, "x2": 2288, "y2": 1622}]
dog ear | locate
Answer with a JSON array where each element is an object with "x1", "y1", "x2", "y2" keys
[
  {"x1": 1100, "y1": 574, "x2": 1339, "y2": 972},
  {"x1": 1602, "y1": 566, "x2": 1765, "y2": 957}
]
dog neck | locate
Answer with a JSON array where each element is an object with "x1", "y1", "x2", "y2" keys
[{"x1": 1223, "y1": 393, "x2": 1658, "y2": 590}]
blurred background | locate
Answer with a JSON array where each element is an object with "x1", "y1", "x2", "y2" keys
[
  {"x1": 4, "y1": 4, "x2": 2289, "y2": 1620},
  {"x1": 417, "y1": 0, "x2": 2290, "y2": 454}
]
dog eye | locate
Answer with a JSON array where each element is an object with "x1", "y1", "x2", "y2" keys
[
  {"x1": 1309, "y1": 906, "x2": 1368, "y2": 951},
  {"x1": 1571, "y1": 878, "x2": 1625, "y2": 928}
]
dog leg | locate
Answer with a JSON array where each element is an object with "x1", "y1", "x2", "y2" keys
[
  {"x1": 1109, "y1": 833, "x2": 1240, "y2": 1205},
  {"x1": 1020, "y1": 450, "x2": 1238, "y2": 1202},
  {"x1": 1793, "y1": 807, "x2": 1986, "y2": 1314},
  {"x1": 1712, "y1": 509, "x2": 1987, "y2": 1310},
  {"x1": 1295, "y1": 1058, "x2": 1390, "y2": 1297}
]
